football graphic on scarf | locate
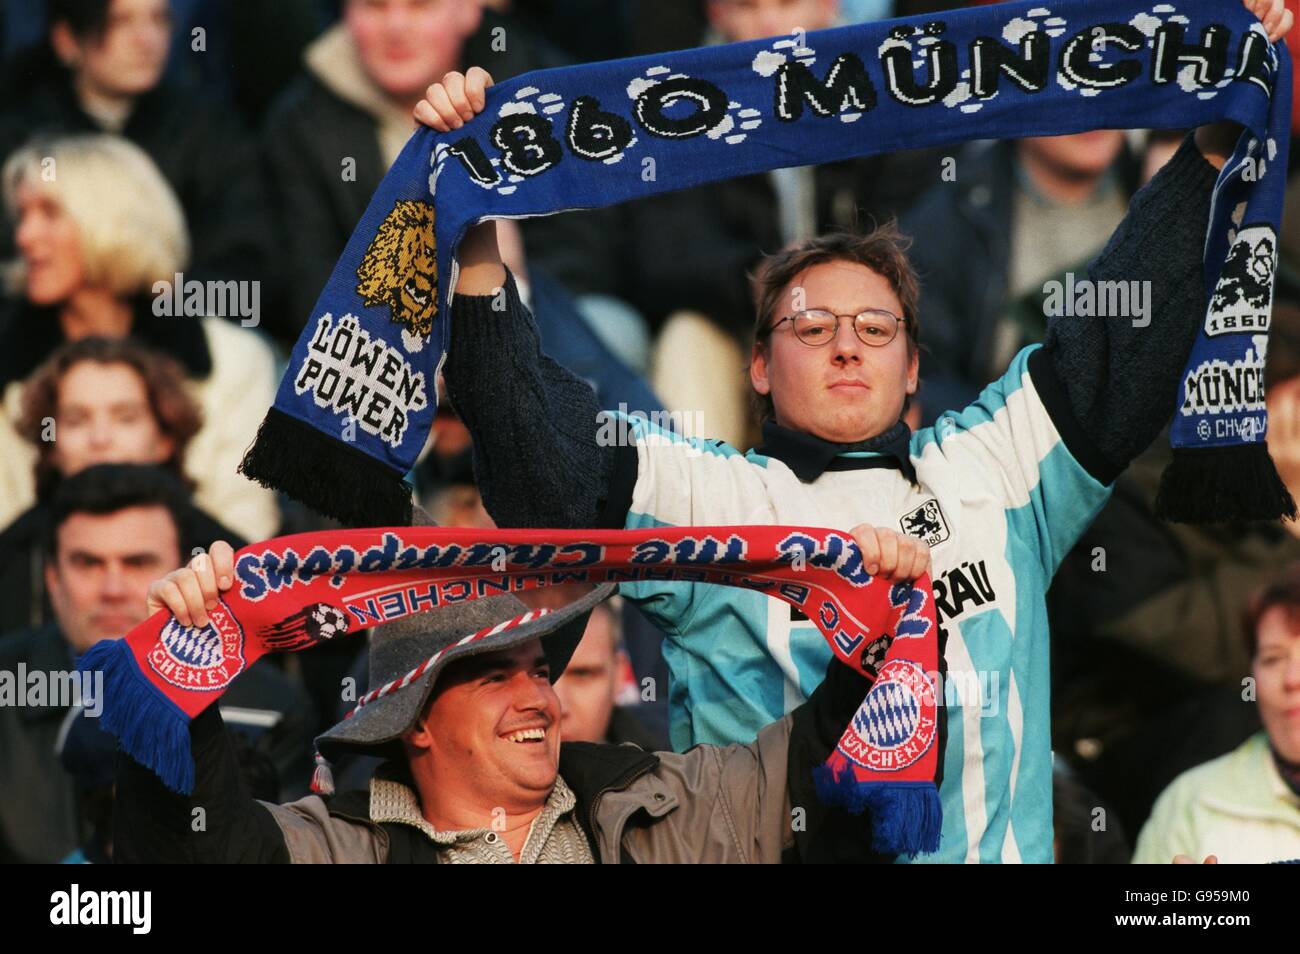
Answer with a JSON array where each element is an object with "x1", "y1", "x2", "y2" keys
[
  {"x1": 860, "y1": 633, "x2": 894, "y2": 678},
  {"x1": 307, "y1": 605, "x2": 349, "y2": 642},
  {"x1": 260, "y1": 603, "x2": 350, "y2": 652}
]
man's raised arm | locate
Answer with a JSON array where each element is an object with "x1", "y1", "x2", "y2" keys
[
  {"x1": 1036, "y1": 126, "x2": 1237, "y2": 479},
  {"x1": 422, "y1": 68, "x2": 632, "y2": 531},
  {"x1": 1009, "y1": 2, "x2": 1293, "y2": 481},
  {"x1": 443, "y1": 220, "x2": 628, "y2": 529},
  {"x1": 114, "y1": 706, "x2": 291, "y2": 864}
]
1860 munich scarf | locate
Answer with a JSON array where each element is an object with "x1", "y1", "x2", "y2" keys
[
  {"x1": 80, "y1": 526, "x2": 942, "y2": 856},
  {"x1": 242, "y1": 0, "x2": 1294, "y2": 527}
]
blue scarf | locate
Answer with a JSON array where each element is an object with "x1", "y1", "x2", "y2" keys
[{"x1": 242, "y1": 0, "x2": 1294, "y2": 527}]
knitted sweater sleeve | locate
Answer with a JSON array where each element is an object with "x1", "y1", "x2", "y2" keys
[
  {"x1": 444, "y1": 268, "x2": 627, "y2": 529},
  {"x1": 113, "y1": 705, "x2": 290, "y2": 864},
  {"x1": 1038, "y1": 133, "x2": 1220, "y2": 478}
]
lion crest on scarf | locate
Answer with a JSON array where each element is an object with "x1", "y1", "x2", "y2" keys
[{"x1": 355, "y1": 200, "x2": 438, "y2": 345}]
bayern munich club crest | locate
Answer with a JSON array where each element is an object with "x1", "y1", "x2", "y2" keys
[
  {"x1": 146, "y1": 601, "x2": 247, "y2": 691},
  {"x1": 839, "y1": 659, "x2": 937, "y2": 772}
]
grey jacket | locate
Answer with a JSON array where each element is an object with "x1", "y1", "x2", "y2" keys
[
  {"x1": 265, "y1": 715, "x2": 797, "y2": 864},
  {"x1": 114, "y1": 657, "x2": 884, "y2": 864}
]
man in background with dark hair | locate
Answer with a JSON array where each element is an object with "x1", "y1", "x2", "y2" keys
[
  {"x1": 0, "y1": 463, "x2": 314, "y2": 862},
  {"x1": 555, "y1": 598, "x2": 668, "y2": 750}
]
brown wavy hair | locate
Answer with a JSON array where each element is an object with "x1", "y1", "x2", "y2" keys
[
  {"x1": 19, "y1": 337, "x2": 202, "y2": 500},
  {"x1": 749, "y1": 221, "x2": 923, "y2": 423}
]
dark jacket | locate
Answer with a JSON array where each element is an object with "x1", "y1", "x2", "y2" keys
[
  {"x1": 1052, "y1": 431, "x2": 1300, "y2": 691},
  {"x1": 0, "y1": 295, "x2": 213, "y2": 393},
  {"x1": 258, "y1": 66, "x2": 384, "y2": 346},
  {"x1": 901, "y1": 138, "x2": 1143, "y2": 416},
  {"x1": 113, "y1": 658, "x2": 890, "y2": 863},
  {"x1": 0, "y1": 623, "x2": 317, "y2": 862},
  {"x1": 607, "y1": 704, "x2": 670, "y2": 752},
  {"x1": 0, "y1": 625, "x2": 85, "y2": 862},
  {"x1": 0, "y1": 67, "x2": 274, "y2": 293},
  {"x1": 1048, "y1": 429, "x2": 1290, "y2": 833}
]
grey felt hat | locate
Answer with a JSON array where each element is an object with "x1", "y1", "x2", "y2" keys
[{"x1": 314, "y1": 582, "x2": 615, "y2": 762}]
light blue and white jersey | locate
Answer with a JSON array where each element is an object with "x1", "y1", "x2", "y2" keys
[{"x1": 616, "y1": 344, "x2": 1112, "y2": 863}]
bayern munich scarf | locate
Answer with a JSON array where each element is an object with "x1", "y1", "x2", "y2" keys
[
  {"x1": 241, "y1": 0, "x2": 1294, "y2": 527},
  {"x1": 79, "y1": 526, "x2": 942, "y2": 856}
]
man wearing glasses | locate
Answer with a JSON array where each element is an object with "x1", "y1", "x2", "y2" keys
[{"x1": 418, "y1": 1, "x2": 1292, "y2": 859}]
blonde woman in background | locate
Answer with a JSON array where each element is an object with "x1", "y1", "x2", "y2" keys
[{"x1": 0, "y1": 133, "x2": 279, "y2": 542}]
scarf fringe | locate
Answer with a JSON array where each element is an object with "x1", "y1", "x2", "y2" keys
[
  {"x1": 1155, "y1": 444, "x2": 1298, "y2": 524},
  {"x1": 78, "y1": 638, "x2": 195, "y2": 794},
  {"x1": 814, "y1": 763, "x2": 942, "y2": 858},
  {"x1": 239, "y1": 407, "x2": 414, "y2": 527}
]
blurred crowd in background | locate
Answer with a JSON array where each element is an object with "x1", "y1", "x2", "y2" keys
[{"x1": 0, "y1": 0, "x2": 1298, "y2": 864}]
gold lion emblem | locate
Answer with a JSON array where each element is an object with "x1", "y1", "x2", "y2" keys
[{"x1": 355, "y1": 200, "x2": 438, "y2": 339}]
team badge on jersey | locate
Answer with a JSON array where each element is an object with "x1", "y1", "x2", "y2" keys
[
  {"x1": 901, "y1": 498, "x2": 950, "y2": 546},
  {"x1": 838, "y1": 659, "x2": 937, "y2": 772},
  {"x1": 146, "y1": 601, "x2": 247, "y2": 692}
]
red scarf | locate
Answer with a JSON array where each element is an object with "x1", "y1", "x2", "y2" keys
[{"x1": 80, "y1": 525, "x2": 941, "y2": 856}]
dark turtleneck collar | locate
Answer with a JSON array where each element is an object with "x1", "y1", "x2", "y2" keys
[
  {"x1": 754, "y1": 418, "x2": 917, "y2": 485},
  {"x1": 0, "y1": 294, "x2": 212, "y2": 390}
]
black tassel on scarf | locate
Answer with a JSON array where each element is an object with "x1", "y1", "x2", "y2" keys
[
  {"x1": 240, "y1": 407, "x2": 414, "y2": 528},
  {"x1": 1155, "y1": 444, "x2": 1297, "y2": 524}
]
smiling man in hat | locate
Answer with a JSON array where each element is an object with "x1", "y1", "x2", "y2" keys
[{"x1": 113, "y1": 522, "x2": 930, "y2": 864}]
